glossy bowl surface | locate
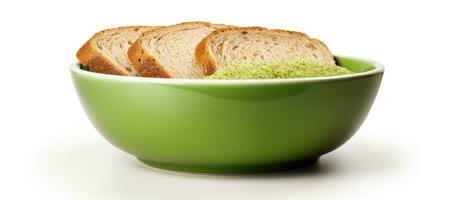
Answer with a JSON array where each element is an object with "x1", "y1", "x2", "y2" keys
[{"x1": 71, "y1": 56, "x2": 384, "y2": 173}]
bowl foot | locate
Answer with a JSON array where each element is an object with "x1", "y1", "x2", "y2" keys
[{"x1": 137, "y1": 157, "x2": 320, "y2": 174}]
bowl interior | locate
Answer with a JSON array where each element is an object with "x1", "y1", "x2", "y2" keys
[{"x1": 335, "y1": 56, "x2": 377, "y2": 72}]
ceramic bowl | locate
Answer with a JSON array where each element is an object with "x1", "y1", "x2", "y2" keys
[{"x1": 71, "y1": 56, "x2": 384, "y2": 173}]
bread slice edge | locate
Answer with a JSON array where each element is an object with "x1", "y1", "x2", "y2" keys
[
  {"x1": 195, "y1": 27, "x2": 335, "y2": 76},
  {"x1": 128, "y1": 22, "x2": 231, "y2": 78},
  {"x1": 127, "y1": 37, "x2": 173, "y2": 78},
  {"x1": 76, "y1": 26, "x2": 155, "y2": 76}
]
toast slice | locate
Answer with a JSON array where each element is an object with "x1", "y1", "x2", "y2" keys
[
  {"x1": 195, "y1": 27, "x2": 335, "y2": 75},
  {"x1": 128, "y1": 22, "x2": 228, "y2": 78},
  {"x1": 77, "y1": 26, "x2": 159, "y2": 76}
]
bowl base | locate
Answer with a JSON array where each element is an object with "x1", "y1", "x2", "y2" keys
[{"x1": 137, "y1": 157, "x2": 320, "y2": 174}]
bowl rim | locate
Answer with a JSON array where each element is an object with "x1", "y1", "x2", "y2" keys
[{"x1": 70, "y1": 55, "x2": 384, "y2": 85}]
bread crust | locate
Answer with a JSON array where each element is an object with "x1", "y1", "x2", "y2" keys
[
  {"x1": 127, "y1": 38, "x2": 173, "y2": 78},
  {"x1": 270, "y1": 29, "x2": 334, "y2": 63},
  {"x1": 76, "y1": 26, "x2": 156, "y2": 76},
  {"x1": 128, "y1": 22, "x2": 230, "y2": 78},
  {"x1": 77, "y1": 37, "x2": 124, "y2": 75},
  {"x1": 195, "y1": 27, "x2": 266, "y2": 75},
  {"x1": 194, "y1": 36, "x2": 218, "y2": 75},
  {"x1": 195, "y1": 27, "x2": 335, "y2": 75},
  {"x1": 309, "y1": 38, "x2": 335, "y2": 63}
]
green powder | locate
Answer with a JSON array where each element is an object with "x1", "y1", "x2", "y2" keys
[{"x1": 205, "y1": 60, "x2": 355, "y2": 80}]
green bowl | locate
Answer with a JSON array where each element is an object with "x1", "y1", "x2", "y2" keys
[{"x1": 71, "y1": 56, "x2": 384, "y2": 174}]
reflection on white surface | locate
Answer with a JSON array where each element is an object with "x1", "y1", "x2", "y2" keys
[{"x1": 33, "y1": 132, "x2": 407, "y2": 200}]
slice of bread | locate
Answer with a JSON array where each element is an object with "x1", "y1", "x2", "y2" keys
[
  {"x1": 128, "y1": 22, "x2": 228, "y2": 78},
  {"x1": 77, "y1": 26, "x2": 159, "y2": 76},
  {"x1": 195, "y1": 27, "x2": 335, "y2": 75}
]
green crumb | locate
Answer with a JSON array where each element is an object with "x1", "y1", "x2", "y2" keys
[{"x1": 205, "y1": 60, "x2": 355, "y2": 80}]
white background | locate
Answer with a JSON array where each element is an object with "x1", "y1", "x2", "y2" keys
[{"x1": 1, "y1": 0, "x2": 457, "y2": 199}]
